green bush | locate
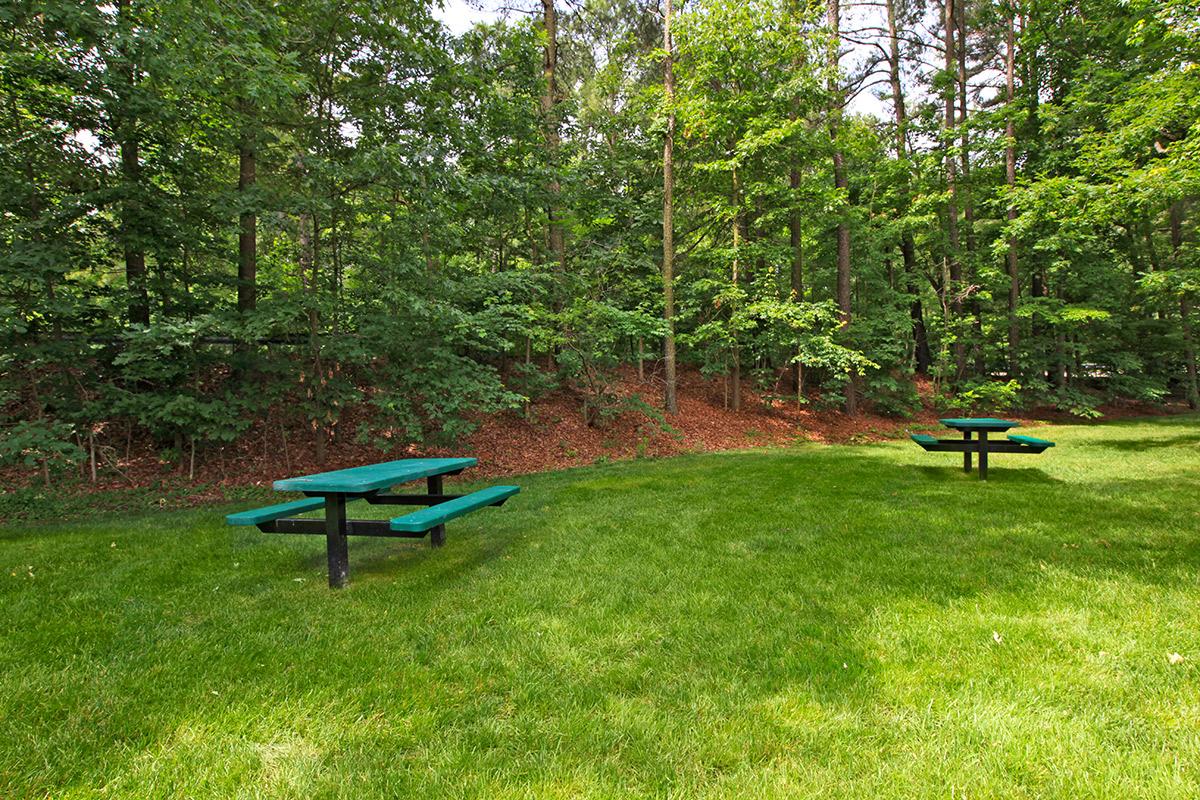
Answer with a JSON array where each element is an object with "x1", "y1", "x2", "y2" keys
[
  {"x1": 0, "y1": 419, "x2": 84, "y2": 477},
  {"x1": 863, "y1": 372, "x2": 922, "y2": 418},
  {"x1": 1054, "y1": 386, "x2": 1104, "y2": 419},
  {"x1": 950, "y1": 379, "x2": 1023, "y2": 416}
]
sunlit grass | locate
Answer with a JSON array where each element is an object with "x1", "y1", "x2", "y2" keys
[{"x1": 3, "y1": 415, "x2": 1199, "y2": 798}]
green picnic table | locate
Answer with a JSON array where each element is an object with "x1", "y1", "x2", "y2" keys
[
  {"x1": 226, "y1": 458, "x2": 519, "y2": 588},
  {"x1": 911, "y1": 417, "x2": 1054, "y2": 480}
]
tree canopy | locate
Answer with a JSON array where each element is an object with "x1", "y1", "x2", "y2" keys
[{"x1": 2, "y1": 0, "x2": 1197, "y2": 484}]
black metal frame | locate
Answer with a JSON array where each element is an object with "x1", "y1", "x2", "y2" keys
[{"x1": 255, "y1": 469, "x2": 508, "y2": 589}]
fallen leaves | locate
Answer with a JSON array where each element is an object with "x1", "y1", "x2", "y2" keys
[{"x1": 0, "y1": 367, "x2": 947, "y2": 502}]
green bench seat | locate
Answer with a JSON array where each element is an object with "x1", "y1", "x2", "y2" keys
[
  {"x1": 1007, "y1": 434, "x2": 1055, "y2": 448},
  {"x1": 911, "y1": 433, "x2": 939, "y2": 449},
  {"x1": 226, "y1": 497, "x2": 326, "y2": 526},
  {"x1": 391, "y1": 485, "x2": 520, "y2": 533}
]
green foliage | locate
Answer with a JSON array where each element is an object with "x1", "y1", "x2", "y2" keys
[
  {"x1": 111, "y1": 319, "x2": 253, "y2": 454},
  {"x1": 1054, "y1": 386, "x2": 1105, "y2": 419},
  {"x1": 951, "y1": 380, "x2": 1024, "y2": 416},
  {"x1": 555, "y1": 299, "x2": 663, "y2": 427},
  {"x1": 2, "y1": 0, "x2": 1198, "y2": 487},
  {"x1": 863, "y1": 372, "x2": 922, "y2": 419},
  {"x1": 0, "y1": 419, "x2": 84, "y2": 473},
  {"x1": 623, "y1": 394, "x2": 684, "y2": 442}
]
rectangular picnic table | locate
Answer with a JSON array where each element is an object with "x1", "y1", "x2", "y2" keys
[
  {"x1": 226, "y1": 458, "x2": 519, "y2": 588},
  {"x1": 910, "y1": 418, "x2": 1055, "y2": 480}
]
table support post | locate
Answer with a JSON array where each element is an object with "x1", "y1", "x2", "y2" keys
[
  {"x1": 427, "y1": 475, "x2": 445, "y2": 547},
  {"x1": 963, "y1": 431, "x2": 973, "y2": 472},
  {"x1": 325, "y1": 494, "x2": 349, "y2": 588},
  {"x1": 978, "y1": 431, "x2": 989, "y2": 480}
]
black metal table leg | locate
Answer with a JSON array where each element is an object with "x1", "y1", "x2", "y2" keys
[
  {"x1": 325, "y1": 493, "x2": 349, "y2": 588},
  {"x1": 963, "y1": 431, "x2": 973, "y2": 472},
  {"x1": 427, "y1": 475, "x2": 445, "y2": 547},
  {"x1": 978, "y1": 431, "x2": 989, "y2": 480}
]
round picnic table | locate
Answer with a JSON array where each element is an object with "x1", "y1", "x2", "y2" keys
[{"x1": 937, "y1": 417, "x2": 1019, "y2": 480}]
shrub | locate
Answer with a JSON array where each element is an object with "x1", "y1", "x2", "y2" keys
[
  {"x1": 0, "y1": 419, "x2": 84, "y2": 484},
  {"x1": 863, "y1": 372, "x2": 922, "y2": 418},
  {"x1": 950, "y1": 379, "x2": 1023, "y2": 416}
]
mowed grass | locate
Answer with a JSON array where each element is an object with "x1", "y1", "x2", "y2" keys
[{"x1": 3, "y1": 417, "x2": 1200, "y2": 798}]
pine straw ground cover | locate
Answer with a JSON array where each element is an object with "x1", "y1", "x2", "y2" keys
[{"x1": 2, "y1": 415, "x2": 1199, "y2": 798}]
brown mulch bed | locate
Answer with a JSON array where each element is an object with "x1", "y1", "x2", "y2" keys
[{"x1": 2, "y1": 368, "x2": 1192, "y2": 509}]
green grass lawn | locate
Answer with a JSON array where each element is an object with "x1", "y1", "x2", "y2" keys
[{"x1": 3, "y1": 416, "x2": 1200, "y2": 798}]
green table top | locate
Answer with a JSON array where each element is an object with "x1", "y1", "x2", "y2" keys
[
  {"x1": 273, "y1": 458, "x2": 477, "y2": 494},
  {"x1": 938, "y1": 417, "x2": 1020, "y2": 431}
]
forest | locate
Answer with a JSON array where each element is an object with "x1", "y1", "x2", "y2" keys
[{"x1": 2, "y1": 0, "x2": 1198, "y2": 485}]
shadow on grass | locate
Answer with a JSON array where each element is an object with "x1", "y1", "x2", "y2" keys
[
  {"x1": 913, "y1": 465, "x2": 1063, "y2": 484},
  {"x1": 280, "y1": 520, "x2": 518, "y2": 591}
]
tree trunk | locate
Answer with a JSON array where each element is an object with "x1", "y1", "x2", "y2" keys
[
  {"x1": 1183, "y1": 297, "x2": 1199, "y2": 409},
  {"x1": 1054, "y1": 328, "x2": 1067, "y2": 389},
  {"x1": 943, "y1": 0, "x2": 964, "y2": 379},
  {"x1": 789, "y1": 167, "x2": 803, "y2": 302},
  {"x1": 958, "y1": 3, "x2": 982, "y2": 375},
  {"x1": 117, "y1": 0, "x2": 148, "y2": 327},
  {"x1": 541, "y1": 0, "x2": 565, "y2": 273},
  {"x1": 1005, "y1": 8, "x2": 1020, "y2": 379},
  {"x1": 788, "y1": 1, "x2": 808, "y2": 393},
  {"x1": 121, "y1": 141, "x2": 148, "y2": 325},
  {"x1": 790, "y1": 182, "x2": 807, "y2": 392},
  {"x1": 827, "y1": 0, "x2": 855, "y2": 414},
  {"x1": 902, "y1": 237, "x2": 933, "y2": 374},
  {"x1": 1171, "y1": 201, "x2": 1199, "y2": 408},
  {"x1": 299, "y1": 211, "x2": 325, "y2": 466},
  {"x1": 662, "y1": 0, "x2": 678, "y2": 414},
  {"x1": 237, "y1": 114, "x2": 257, "y2": 314},
  {"x1": 886, "y1": 0, "x2": 932, "y2": 375},
  {"x1": 787, "y1": 0, "x2": 806, "y2": 307},
  {"x1": 730, "y1": 165, "x2": 743, "y2": 412}
]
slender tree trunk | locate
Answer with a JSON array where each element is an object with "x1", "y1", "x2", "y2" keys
[
  {"x1": 827, "y1": 0, "x2": 855, "y2": 414},
  {"x1": 662, "y1": 0, "x2": 678, "y2": 414},
  {"x1": 299, "y1": 211, "x2": 325, "y2": 466},
  {"x1": 1171, "y1": 201, "x2": 1199, "y2": 408},
  {"x1": 541, "y1": 0, "x2": 565, "y2": 273},
  {"x1": 116, "y1": 0, "x2": 148, "y2": 326},
  {"x1": 958, "y1": 4, "x2": 982, "y2": 375},
  {"x1": 943, "y1": 0, "x2": 964, "y2": 379},
  {"x1": 789, "y1": 0, "x2": 808, "y2": 395},
  {"x1": 27, "y1": 368, "x2": 51, "y2": 488},
  {"x1": 1030, "y1": 264, "x2": 1046, "y2": 380},
  {"x1": 886, "y1": 0, "x2": 932, "y2": 374},
  {"x1": 1054, "y1": 322, "x2": 1067, "y2": 388},
  {"x1": 237, "y1": 113, "x2": 257, "y2": 314},
  {"x1": 121, "y1": 141, "x2": 148, "y2": 325},
  {"x1": 730, "y1": 165, "x2": 743, "y2": 412},
  {"x1": 790, "y1": 190, "x2": 807, "y2": 394},
  {"x1": 788, "y1": 20, "x2": 804, "y2": 306},
  {"x1": 1183, "y1": 296, "x2": 1199, "y2": 409},
  {"x1": 1005, "y1": 8, "x2": 1020, "y2": 379},
  {"x1": 1144, "y1": 218, "x2": 1161, "y2": 272},
  {"x1": 902, "y1": 237, "x2": 933, "y2": 373},
  {"x1": 789, "y1": 167, "x2": 803, "y2": 302}
]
